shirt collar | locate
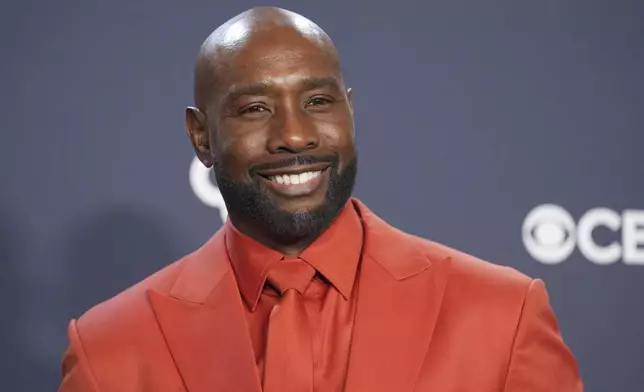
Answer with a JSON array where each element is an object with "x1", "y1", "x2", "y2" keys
[{"x1": 225, "y1": 201, "x2": 364, "y2": 311}]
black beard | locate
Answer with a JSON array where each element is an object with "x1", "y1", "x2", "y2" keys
[{"x1": 213, "y1": 154, "x2": 357, "y2": 244}]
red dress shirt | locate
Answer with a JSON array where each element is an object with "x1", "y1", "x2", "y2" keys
[{"x1": 225, "y1": 202, "x2": 363, "y2": 391}]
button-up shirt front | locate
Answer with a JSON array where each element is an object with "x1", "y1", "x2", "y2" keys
[{"x1": 225, "y1": 202, "x2": 364, "y2": 391}]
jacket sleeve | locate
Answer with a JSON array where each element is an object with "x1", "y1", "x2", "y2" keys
[
  {"x1": 58, "y1": 319, "x2": 101, "y2": 392},
  {"x1": 503, "y1": 279, "x2": 584, "y2": 391}
]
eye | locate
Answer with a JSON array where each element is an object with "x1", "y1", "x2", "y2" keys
[
  {"x1": 239, "y1": 104, "x2": 270, "y2": 116},
  {"x1": 305, "y1": 96, "x2": 333, "y2": 108}
]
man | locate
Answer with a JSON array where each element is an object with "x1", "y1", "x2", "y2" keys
[{"x1": 58, "y1": 6, "x2": 583, "y2": 392}]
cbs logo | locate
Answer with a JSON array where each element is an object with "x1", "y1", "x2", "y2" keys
[
  {"x1": 522, "y1": 204, "x2": 644, "y2": 265},
  {"x1": 189, "y1": 157, "x2": 228, "y2": 223}
]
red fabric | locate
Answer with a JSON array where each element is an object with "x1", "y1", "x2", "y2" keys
[
  {"x1": 57, "y1": 199, "x2": 584, "y2": 392},
  {"x1": 225, "y1": 202, "x2": 363, "y2": 391},
  {"x1": 262, "y1": 259, "x2": 315, "y2": 391}
]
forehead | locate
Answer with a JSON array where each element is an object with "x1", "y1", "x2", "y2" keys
[{"x1": 215, "y1": 29, "x2": 340, "y2": 91}]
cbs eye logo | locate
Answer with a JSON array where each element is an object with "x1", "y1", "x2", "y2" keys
[
  {"x1": 522, "y1": 204, "x2": 576, "y2": 264},
  {"x1": 522, "y1": 204, "x2": 644, "y2": 265}
]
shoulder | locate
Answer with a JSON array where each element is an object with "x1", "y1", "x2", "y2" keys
[
  {"x1": 356, "y1": 199, "x2": 533, "y2": 302},
  {"x1": 62, "y1": 255, "x2": 192, "y2": 389},
  {"x1": 78, "y1": 258, "x2": 185, "y2": 327},
  {"x1": 398, "y1": 228, "x2": 533, "y2": 297},
  {"x1": 74, "y1": 255, "x2": 187, "y2": 341},
  {"x1": 418, "y1": 238, "x2": 533, "y2": 301},
  {"x1": 383, "y1": 227, "x2": 535, "y2": 330},
  {"x1": 72, "y1": 228, "x2": 230, "y2": 344}
]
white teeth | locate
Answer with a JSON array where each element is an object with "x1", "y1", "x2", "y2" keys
[{"x1": 269, "y1": 171, "x2": 322, "y2": 185}]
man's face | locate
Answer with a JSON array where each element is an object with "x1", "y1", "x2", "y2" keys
[{"x1": 194, "y1": 30, "x2": 357, "y2": 241}]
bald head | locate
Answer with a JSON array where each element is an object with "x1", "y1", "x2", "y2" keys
[{"x1": 193, "y1": 6, "x2": 341, "y2": 110}]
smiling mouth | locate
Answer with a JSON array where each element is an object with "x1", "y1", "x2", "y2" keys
[
  {"x1": 264, "y1": 170, "x2": 323, "y2": 185},
  {"x1": 255, "y1": 164, "x2": 331, "y2": 196},
  {"x1": 256, "y1": 163, "x2": 331, "y2": 183}
]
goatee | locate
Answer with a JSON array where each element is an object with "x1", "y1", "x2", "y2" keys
[{"x1": 214, "y1": 154, "x2": 357, "y2": 244}]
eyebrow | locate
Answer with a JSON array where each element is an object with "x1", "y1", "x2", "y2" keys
[
  {"x1": 221, "y1": 81, "x2": 271, "y2": 105},
  {"x1": 221, "y1": 76, "x2": 342, "y2": 105},
  {"x1": 300, "y1": 76, "x2": 342, "y2": 92}
]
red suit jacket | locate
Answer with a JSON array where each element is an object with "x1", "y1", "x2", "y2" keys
[{"x1": 58, "y1": 200, "x2": 583, "y2": 391}]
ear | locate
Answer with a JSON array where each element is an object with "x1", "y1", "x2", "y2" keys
[
  {"x1": 346, "y1": 87, "x2": 353, "y2": 114},
  {"x1": 185, "y1": 106, "x2": 213, "y2": 167}
]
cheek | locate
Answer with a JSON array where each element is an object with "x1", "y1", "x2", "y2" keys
[
  {"x1": 320, "y1": 120, "x2": 355, "y2": 156},
  {"x1": 215, "y1": 130, "x2": 267, "y2": 177}
]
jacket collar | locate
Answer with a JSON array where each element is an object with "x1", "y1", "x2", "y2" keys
[{"x1": 165, "y1": 197, "x2": 433, "y2": 305}]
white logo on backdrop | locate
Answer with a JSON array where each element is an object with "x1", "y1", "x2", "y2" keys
[
  {"x1": 189, "y1": 156, "x2": 228, "y2": 223},
  {"x1": 523, "y1": 204, "x2": 644, "y2": 265}
]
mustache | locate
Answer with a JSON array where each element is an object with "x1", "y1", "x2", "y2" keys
[{"x1": 250, "y1": 154, "x2": 338, "y2": 173}]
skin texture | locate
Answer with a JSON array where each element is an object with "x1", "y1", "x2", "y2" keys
[{"x1": 185, "y1": 7, "x2": 357, "y2": 255}]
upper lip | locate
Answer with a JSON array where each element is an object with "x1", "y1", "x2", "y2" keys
[{"x1": 255, "y1": 163, "x2": 331, "y2": 177}]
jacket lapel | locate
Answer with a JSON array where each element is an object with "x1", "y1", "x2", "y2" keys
[
  {"x1": 345, "y1": 200, "x2": 450, "y2": 392},
  {"x1": 147, "y1": 230, "x2": 262, "y2": 392}
]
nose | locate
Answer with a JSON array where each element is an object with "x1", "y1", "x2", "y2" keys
[{"x1": 267, "y1": 105, "x2": 319, "y2": 154}]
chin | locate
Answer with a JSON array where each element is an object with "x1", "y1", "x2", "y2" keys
[{"x1": 271, "y1": 195, "x2": 328, "y2": 215}]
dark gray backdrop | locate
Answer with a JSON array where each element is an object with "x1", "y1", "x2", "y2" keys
[{"x1": 1, "y1": 1, "x2": 642, "y2": 390}]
